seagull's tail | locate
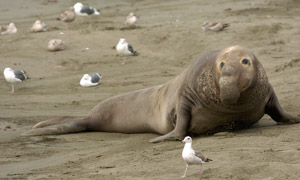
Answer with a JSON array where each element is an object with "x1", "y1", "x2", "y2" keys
[
  {"x1": 56, "y1": 17, "x2": 61, "y2": 21},
  {"x1": 21, "y1": 116, "x2": 88, "y2": 136},
  {"x1": 96, "y1": 73, "x2": 102, "y2": 79},
  {"x1": 223, "y1": 23, "x2": 230, "y2": 29},
  {"x1": 22, "y1": 71, "x2": 29, "y2": 80},
  {"x1": 94, "y1": 9, "x2": 100, "y2": 15},
  {"x1": 205, "y1": 158, "x2": 213, "y2": 162},
  {"x1": 133, "y1": 50, "x2": 138, "y2": 56}
]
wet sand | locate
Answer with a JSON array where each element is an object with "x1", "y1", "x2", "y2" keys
[{"x1": 1, "y1": 0, "x2": 300, "y2": 179}]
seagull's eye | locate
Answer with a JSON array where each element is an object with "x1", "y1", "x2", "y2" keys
[
  {"x1": 242, "y1": 59, "x2": 250, "y2": 65},
  {"x1": 220, "y1": 62, "x2": 225, "y2": 68}
]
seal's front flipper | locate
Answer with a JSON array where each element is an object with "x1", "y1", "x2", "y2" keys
[
  {"x1": 150, "y1": 98, "x2": 191, "y2": 143},
  {"x1": 265, "y1": 86, "x2": 300, "y2": 124},
  {"x1": 149, "y1": 130, "x2": 184, "y2": 143}
]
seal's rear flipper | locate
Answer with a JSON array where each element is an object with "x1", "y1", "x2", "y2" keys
[{"x1": 21, "y1": 117, "x2": 87, "y2": 136}]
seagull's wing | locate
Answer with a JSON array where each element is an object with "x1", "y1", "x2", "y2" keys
[
  {"x1": 210, "y1": 23, "x2": 229, "y2": 31},
  {"x1": 194, "y1": 150, "x2": 212, "y2": 162},
  {"x1": 90, "y1": 73, "x2": 101, "y2": 83},
  {"x1": 81, "y1": 5, "x2": 95, "y2": 15},
  {"x1": 59, "y1": 11, "x2": 68, "y2": 21},
  {"x1": 127, "y1": 44, "x2": 135, "y2": 54},
  {"x1": 14, "y1": 70, "x2": 27, "y2": 81},
  {"x1": 211, "y1": 23, "x2": 223, "y2": 30},
  {"x1": 208, "y1": 22, "x2": 218, "y2": 27},
  {"x1": 0, "y1": 25, "x2": 8, "y2": 33}
]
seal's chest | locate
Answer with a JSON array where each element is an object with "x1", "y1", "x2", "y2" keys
[{"x1": 188, "y1": 104, "x2": 265, "y2": 134}]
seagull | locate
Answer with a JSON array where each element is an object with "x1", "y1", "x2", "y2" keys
[
  {"x1": 202, "y1": 21, "x2": 229, "y2": 31},
  {"x1": 56, "y1": 7, "x2": 76, "y2": 27},
  {"x1": 4, "y1": 67, "x2": 28, "y2": 93},
  {"x1": 31, "y1": 20, "x2": 47, "y2": 32},
  {"x1": 116, "y1": 38, "x2": 137, "y2": 64},
  {"x1": 181, "y1": 136, "x2": 212, "y2": 178},
  {"x1": 73, "y1": 2, "x2": 100, "y2": 16},
  {"x1": 48, "y1": 39, "x2": 65, "y2": 51},
  {"x1": 125, "y1": 12, "x2": 137, "y2": 25},
  {"x1": 80, "y1": 73, "x2": 102, "y2": 87},
  {"x1": 116, "y1": 38, "x2": 136, "y2": 56},
  {"x1": 0, "y1": 23, "x2": 17, "y2": 35}
]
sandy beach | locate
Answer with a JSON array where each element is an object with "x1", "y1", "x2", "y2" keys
[{"x1": 1, "y1": 0, "x2": 300, "y2": 179}]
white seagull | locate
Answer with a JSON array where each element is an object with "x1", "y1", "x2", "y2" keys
[
  {"x1": 116, "y1": 38, "x2": 136, "y2": 56},
  {"x1": 80, "y1": 73, "x2": 102, "y2": 87},
  {"x1": 74, "y1": 2, "x2": 100, "y2": 16},
  {"x1": 125, "y1": 12, "x2": 137, "y2": 25},
  {"x1": 0, "y1": 23, "x2": 17, "y2": 35},
  {"x1": 31, "y1": 20, "x2": 47, "y2": 32},
  {"x1": 181, "y1": 136, "x2": 212, "y2": 178},
  {"x1": 4, "y1": 67, "x2": 28, "y2": 93},
  {"x1": 116, "y1": 38, "x2": 137, "y2": 64}
]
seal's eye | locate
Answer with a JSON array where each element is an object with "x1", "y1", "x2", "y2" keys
[
  {"x1": 242, "y1": 59, "x2": 249, "y2": 65},
  {"x1": 220, "y1": 62, "x2": 225, "y2": 68}
]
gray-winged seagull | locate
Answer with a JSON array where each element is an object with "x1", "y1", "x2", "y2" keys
[
  {"x1": 74, "y1": 2, "x2": 100, "y2": 16},
  {"x1": 116, "y1": 38, "x2": 137, "y2": 64},
  {"x1": 80, "y1": 73, "x2": 102, "y2": 87},
  {"x1": 4, "y1": 67, "x2": 28, "y2": 93},
  {"x1": 181, "y1": 136, "x2": 212, "y2": 178}
]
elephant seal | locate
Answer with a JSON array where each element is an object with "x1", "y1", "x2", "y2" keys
[{"x1": 22, "y1": 45, "x2": 300, "y2": 142}]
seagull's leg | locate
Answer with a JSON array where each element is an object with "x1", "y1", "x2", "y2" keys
[
  {"x1": 121, "y1": 57, "x2": 126, "y2": 65},
  {"x1": 79, "y1": 17, "x2": 84, "y2": 24},
  {"x1": 181, "y1": 164, "x2": 188, "y2": 178},
  {"x1": 11, "y1": 84, "x2": 14, "y2": 93},
  {"x1": 198, "y1": 163, "x2": 203, "y2": 174}
]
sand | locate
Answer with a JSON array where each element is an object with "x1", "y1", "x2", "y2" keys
[{"x1": 1, "y1": 0, "x2": 300, "y2": 179}]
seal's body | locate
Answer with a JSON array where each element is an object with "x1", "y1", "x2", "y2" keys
[{"x1": 23, "y1": 46, "x2": 299, "y2": 142}]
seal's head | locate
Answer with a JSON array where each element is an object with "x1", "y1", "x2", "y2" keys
[{"x1": 216, "y1": 45, "x2": 257, "y2": 105}]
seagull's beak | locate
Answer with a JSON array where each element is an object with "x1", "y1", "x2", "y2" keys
[{"x1": 182, "y1": 140, "x2": 185, "y2": 143}]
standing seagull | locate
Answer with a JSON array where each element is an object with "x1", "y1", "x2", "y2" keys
[
  {"x1": 125, "y1": 12, "x2": 137, "y2": 25},
  {"x1": 181, "y1": 136, "x2": 212, "y2": 178},
  {"x1": 116, "y1": 38, "x2": 137, "y2": 64},
  {"x1": 80, "y1": 73, "x2": 102, "y2": 87},
  {"x1": 202, "y1": 21, "x2": 229, "y2": 31},
  {"x1": 73, "y1": 2, "x2": 100, "y2": 16},
  {"x1": 4, "y1": 67, "x2": 28, "y2": 93}
]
